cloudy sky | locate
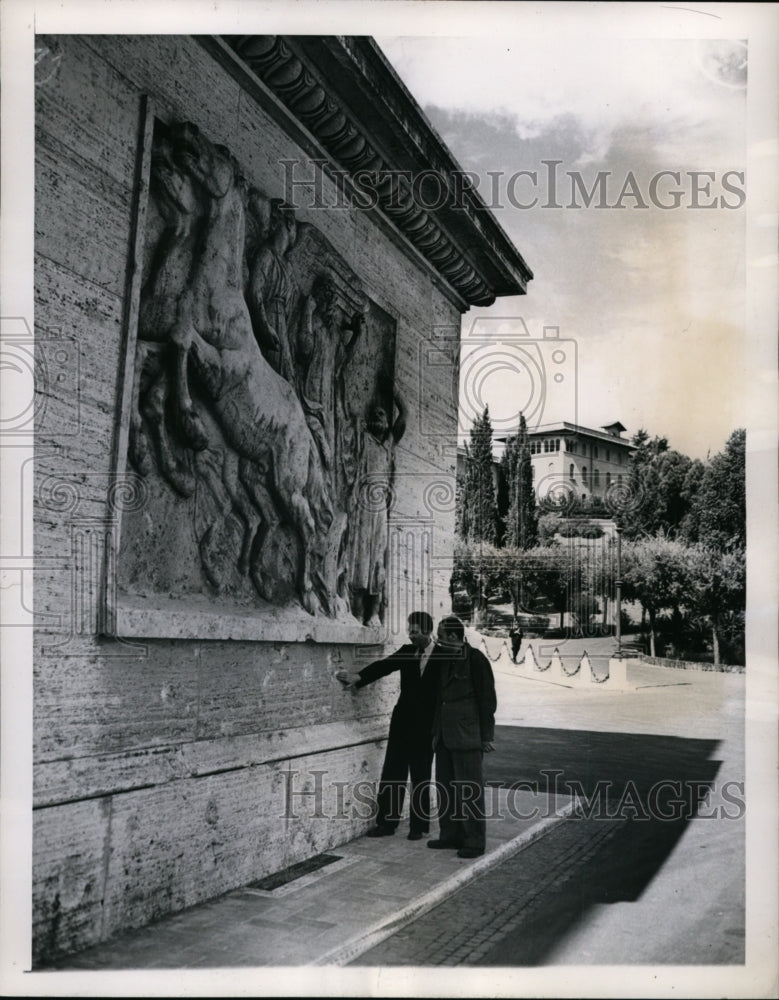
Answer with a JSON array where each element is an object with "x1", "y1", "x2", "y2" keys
[
  {"x1": 377, "y1": 31, "x2": 751, "y2": 459},
  {"x1": 8, "y1": 1, "x2": 773, "y2": 466}
]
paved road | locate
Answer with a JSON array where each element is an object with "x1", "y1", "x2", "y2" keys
[{"x1": 354, "y1": 638, "x2": 746, "y2": 966}]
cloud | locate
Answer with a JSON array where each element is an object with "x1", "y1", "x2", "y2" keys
[
  {"x1": 376, "y1": 35, "x2": 748, "y2": 459},
  {"x1": 378, "y1": 36, "x2": 746, "y2": 169}
]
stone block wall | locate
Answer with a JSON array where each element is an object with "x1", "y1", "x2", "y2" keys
[{"x1": 33, "y1": 34, "x2": 462, "y2": 964}]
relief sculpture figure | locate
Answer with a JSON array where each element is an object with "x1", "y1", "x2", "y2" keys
[
  {"x1": 130, "y1": 124, "x2": 208, "y2": 498},
  {"x1": 162, "y1": 121, "x2": 334, "y2": 615},
  {"x1": 348, "y1": 385, "x2": 407, "y2": 626},
  {"x1": 125, "y1": 117, "x2": 400, "y2": 626},
  {"x1": 296, "y1": 274, "x2": 366, "y2": 482},
  {"x1": 245, "y1": 199, "x2": 299, "y2": 385}
]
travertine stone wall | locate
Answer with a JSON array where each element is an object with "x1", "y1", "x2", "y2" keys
[{"x1": 34, "y1": 35, "x2": 461, "y2": 963}]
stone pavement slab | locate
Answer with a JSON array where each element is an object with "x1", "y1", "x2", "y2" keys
[{"x1": 50, "y1": 787, "x2": 573, "y2": 970}]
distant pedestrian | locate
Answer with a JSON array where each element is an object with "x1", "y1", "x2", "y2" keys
[
  {"x1": 336, "y1": 611, "x2": 437, "y2": 840},
  {"x1": 428, "y1": 615, "x2": 496, "y2": 859},
  {"x1": 509, "y1": 621, "x2": 523, "y2": 663}
]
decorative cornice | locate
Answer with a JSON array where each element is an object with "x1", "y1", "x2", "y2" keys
[{"x1": 223, "y1": 35, "x2": 533, "y2": 307}]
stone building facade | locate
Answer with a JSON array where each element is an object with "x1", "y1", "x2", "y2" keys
[
  {"x1": 527, "y1": 421, "x2": 635, "y2": 503},
  {"x1": 33, "y1": 34, "x2": 531, "y2": 964}
]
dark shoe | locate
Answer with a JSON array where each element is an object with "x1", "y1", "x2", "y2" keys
[
  {"x1": 407, "y1": 831, "x2": 424, "y2": 841},
  {"x1": 427, "y1": 839, "x2": 459, "y2": 850},
  {"x1": 457, "y1": 847, "x2": 484, "y2": 859},
  {"x1": 366, "y1": 825, "x2": 395, "y2": 838}
]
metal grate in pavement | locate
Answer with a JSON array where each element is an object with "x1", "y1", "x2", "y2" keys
[{"x1": 246, "y1": 853, "x2": 343, "y2": 891}]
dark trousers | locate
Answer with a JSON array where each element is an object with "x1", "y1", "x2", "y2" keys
[
  {"x1": 376, "y1": 707, "x2": 433, "y2": 834},
  {"x1": 434, "y1": 744, "x2": 486, "y2": 850}
]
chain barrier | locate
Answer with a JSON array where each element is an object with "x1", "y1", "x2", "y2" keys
[
  {"x1": 475, "y1": 637, "x2": 613, "y2": 685},
  {"x1": 477, "y1": 637, "x2": 510, "y2": 663}
]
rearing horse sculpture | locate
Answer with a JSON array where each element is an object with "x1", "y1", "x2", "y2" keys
[
  {"x1": 130, "y1": 124, "x2": 208, "y2": 497},
  {"x1": 165, "y1": 121, "x2": 334, "y2": 615}
]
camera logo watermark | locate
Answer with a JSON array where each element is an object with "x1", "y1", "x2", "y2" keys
[
  {"x1": 459, "y1": 318, "x2": 577, "y2": 436},
  {"x1": 416, "y1": 318, "x2": 577, "y2": 442}
]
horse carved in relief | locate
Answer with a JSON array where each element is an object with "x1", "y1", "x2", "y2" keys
[{"x1": 163, "y1": 121, "x2": 334, "y2": 615}]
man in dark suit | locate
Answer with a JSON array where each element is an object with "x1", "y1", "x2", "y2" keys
[
  {"x1": 428, "y1": 615, "x2": 497, "y2": 859},
  {"x1": 509, "y1": 620, "x2": 524, "y2": 663},
  {"x1": 336, "y1": 611, "x2": 437, "y2": 840}
]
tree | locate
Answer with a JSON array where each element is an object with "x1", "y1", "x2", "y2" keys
[
  {"x1": 678, "y1": 458, "x2": 706, "y2": 542},
  {"x1": 497, "y1": 414, "x2": 538, "y2": 611},
  {"x1": 454, "y1": 455, "x2": 469, "y2": 540},
  {"x1": 622, "y1": 429, "x2": 696, "y2": 539},
  {"x1": 537, "y1": 511, "x2": 564, "y2": 546},
  {"x1": 692, "y1": 429, "x2": 746, "y2": 550},
  {"x1": 687, "y1": 542, "x2": 746, "y2": 666},
  {"x1": 621, "y1": 537, "x2": 692, "y2": 656},
  {"x1": 499, "y1": 413, "x2": 538, "y2": 550},
  {"x1": 459, "y1": 407, "x2": 498, "y2": 545},
  {"x1": 450, "y1": 540, "x2": 504, "y2": 618}
]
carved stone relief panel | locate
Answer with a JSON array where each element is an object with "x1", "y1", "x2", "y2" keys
[{"x1": 117, "y1": 118, "x2": 400, "y2": 629}]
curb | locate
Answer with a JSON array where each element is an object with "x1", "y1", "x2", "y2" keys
[{"x1": 312, "y1": 800, "x2": 576, "y2": 967}]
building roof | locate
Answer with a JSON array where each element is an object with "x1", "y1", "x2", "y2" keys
[
  {"x1": 208, "y1": 34, "x2": 532, "y2": 308},
  {"x1": 496, "y1": 422, "x2": 637, "y2": 449}
]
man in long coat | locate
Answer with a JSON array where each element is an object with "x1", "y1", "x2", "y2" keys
[{"x1": 428, "y1": 615, "x2": 497, "y2": 859}]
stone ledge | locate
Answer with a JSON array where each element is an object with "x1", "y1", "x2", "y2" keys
[
  {"x1": 112, "y1": 592, "x2": 387, "y2": 645},
  {"x1": 34, "y1": 718, "x2": 389, "y2": 808}
]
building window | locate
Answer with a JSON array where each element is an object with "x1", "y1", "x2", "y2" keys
[
  {"x1": 582, "y1": 465, "x2": 588, "y2": 484},
  {"x1": 594, "y1": 446, "x2": 599, "y2": 458},
  {"x1": 569, "y1": 464, "x2": 575, "y2": 480},
  {"x1": 594, "y1": 469, "x2": 600, "y2": 487},
  {"x1": 606, "y1": 472, "x2": 611, "y2": 487},
  {"x1": 555, "y1": 439, "x2": 560, "y2": 451}
]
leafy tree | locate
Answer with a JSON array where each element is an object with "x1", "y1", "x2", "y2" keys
[
  {"x1": 450, "y1": 540, "x2": 504, "y2": 619},
  {"x1": 499, "y1": 413, "x2": 538, "y2": 550},
  {"x1": 692, "y1": 430, "x2": 746, "y2": 550},
  {"x1": 621, "y1": 537, "x2": 692, "y2": 656},
  {"x1": 516, "y1": 543, "x2": 604, "y2": 634},
  {"x1": 678, "y1": 459, "x2": 706, "y2": 542},
  {"x1": 622, "y1": 429, "x2": 696, "y2": 539},
  {"x1": 537, "y1": 512, "x2": 564, "y2": 546},
  {"x1": 687, "y1": 542, "x2": 746, "y2": 665}
]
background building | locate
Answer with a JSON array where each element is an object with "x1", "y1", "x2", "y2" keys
[{"x1": 526, "y1": 421, "x2": 635, "y2": 503}]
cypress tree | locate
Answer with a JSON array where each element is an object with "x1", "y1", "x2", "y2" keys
[
  {"x1": 501, "y1": 412, "x2": 538, "y2": 549},
  {"x1": 463, "y1": 407, "x2": 498, "y2": 544}
]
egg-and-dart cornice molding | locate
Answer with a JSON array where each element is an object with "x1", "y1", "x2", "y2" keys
[{"x1": 219, "y1": 34, "x2": 532, "y2": 308}]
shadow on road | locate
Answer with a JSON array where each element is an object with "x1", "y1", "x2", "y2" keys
[{"x1": 486, "y1": 723, "x2": 724, "y2": 905}]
